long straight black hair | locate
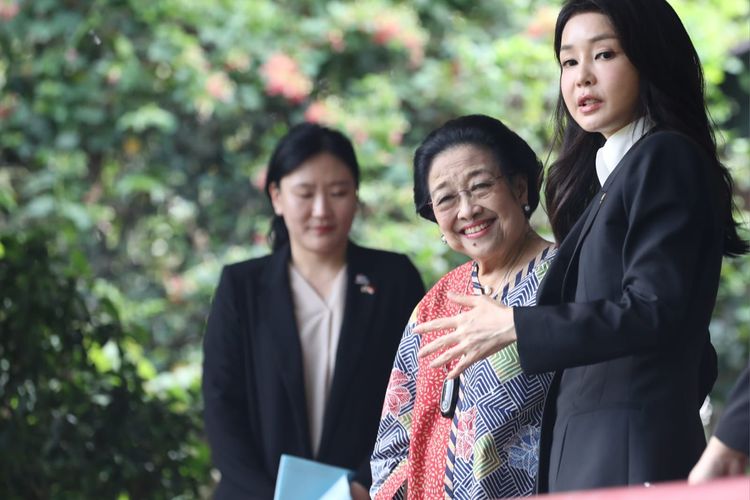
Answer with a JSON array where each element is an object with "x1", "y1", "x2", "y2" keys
[
  {"x1": 264, "y1": 123, "x2": 360, "y2": 251},
  {"x1": 546, "y1": 0, "x2": 748, "y2": 256}
]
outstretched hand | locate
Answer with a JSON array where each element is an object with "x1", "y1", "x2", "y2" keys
[
  {"x1": 688, "y1": 436, "x2": 749, "y2": 484},
  {"x1": 414, "y1": 291, "x2": 517, "y2": 379}
]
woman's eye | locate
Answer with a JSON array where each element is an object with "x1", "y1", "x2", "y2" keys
[
  {"x1": 471, "y1": 182, "x2": 493, "y2": 192},
  {"x1": 436, "y1": 194, "x2": 456, "y2": 206},
  {"x1": 561, "y1": 58, "x2": 577, "y2": 68},
  {"x1": 295, "y1": 191, "x2": 314, "y2": 199},
  {"x1": 595, "y1": 50, "x2": 615, "y2": 60},
  {"x1": 330, "y1": 190, "x2": 349, "y2": 198}
]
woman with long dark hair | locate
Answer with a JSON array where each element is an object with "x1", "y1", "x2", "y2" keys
[
  {"x1": 202, "y1": 123, "x2": 424, "y2": 499},
  {"x1": 416, "y1": 0, "x2": 748, "y2": 493}
]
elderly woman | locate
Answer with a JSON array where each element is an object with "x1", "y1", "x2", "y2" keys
[{"x1": 370, "y1": 115, "x2": 556, "y2": 499}]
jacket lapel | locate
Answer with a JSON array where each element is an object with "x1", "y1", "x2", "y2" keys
[
  {"x1": 556, "y1": 153, "x2": 634, "y2": 301},
  {"x1": 259, "y1": 245, "x2": 312, "y2": 456},
  {"x1": 318, "y1": 243, "x2": 377, "y2": 456}
]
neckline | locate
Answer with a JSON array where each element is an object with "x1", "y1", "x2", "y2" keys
[{"x1": 470, "y1": 245, "x2": 553, "y2": 301}]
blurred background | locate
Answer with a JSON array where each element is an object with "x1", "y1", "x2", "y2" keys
[{"x1": 0, "y1": 0, "x2": 747, "y2": 497}]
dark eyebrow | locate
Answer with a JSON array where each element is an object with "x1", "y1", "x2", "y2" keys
[{"x1": 560, "y1": 33, "x2": 618, "y2": 52}]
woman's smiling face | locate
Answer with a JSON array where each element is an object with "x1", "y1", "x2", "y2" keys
[{"x1": 428, "y1": 144, "x2": 529, "y2": 267}]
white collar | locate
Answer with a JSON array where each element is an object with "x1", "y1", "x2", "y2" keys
[{"x1": 595, "y1": 117, "x2": 654, "y2": 187}]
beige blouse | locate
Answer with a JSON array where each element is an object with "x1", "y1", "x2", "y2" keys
[{"x1": 288, "y1": 264, "x2": 347, "y2": 456}]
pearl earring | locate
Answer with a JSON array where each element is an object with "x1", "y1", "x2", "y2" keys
[{"x1": 523, "y1": 204, "x2": 531, "y2": 216}]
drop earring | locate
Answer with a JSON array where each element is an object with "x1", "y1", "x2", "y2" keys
[
  {"x1": 440, "y1": 234, "x2": 447, "y2": 244},
  {"x1": 523, "y1": 204, "x2": 531, "y2": 216}
]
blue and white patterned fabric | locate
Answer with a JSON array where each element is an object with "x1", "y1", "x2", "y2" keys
[{"x1": 371, "y1": 246, "x2": 556, "y2": 500}]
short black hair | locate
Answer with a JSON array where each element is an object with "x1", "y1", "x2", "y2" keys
[{"x1": 413, "y1": 114, "x2": 543, "y2": 222}]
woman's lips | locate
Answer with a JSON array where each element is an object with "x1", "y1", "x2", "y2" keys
[{"x1": 578, "y1": 96, "x2": 603, "y2": 114}]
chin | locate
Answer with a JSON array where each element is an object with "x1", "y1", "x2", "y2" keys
[{"x1": 308, "y1": 239, "x2": 348, "y2": 255}]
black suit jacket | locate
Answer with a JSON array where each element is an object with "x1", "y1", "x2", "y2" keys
[
  {"x1": 202, "y1": 242, "x2": 424, "y2": 499},
  {"x1": 515, "y1": 131, "x2": 720, "y2": 492}
]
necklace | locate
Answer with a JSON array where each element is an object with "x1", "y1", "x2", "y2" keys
[
  {"x1": 440, "y1": 230, "x2": 539, "y2": 419},
  {"x1": 478, "y1": 229, "x2": 532, "y2": 297}
]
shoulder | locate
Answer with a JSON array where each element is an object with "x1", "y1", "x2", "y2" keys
[
  {"x1": 350, "y1": 243, "x2": 413, "y2": 265},
  {"x1": 616, "y1": 129, "x2": 712, "y2": 197},
  {"x1": 222, "y1": 254, "x2": 274, "y2": 280},
  {"x1": 628, "y1": 130, "x2": 710, "y2": 173},
  {"x1": 213, "y1": 254, "x2": 279, "y2": 300},
  {"x1": 416, "y1": 261, "x2": 472, "y2": 321},
  {"x1": 348, "y1": 243, "x2": 420, "y2": 277},
  {"x1": 427, "y1": 260, "x2": 473, "y2": 296}
]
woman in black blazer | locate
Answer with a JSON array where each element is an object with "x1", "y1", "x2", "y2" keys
[
  {"x1": 202, "y1": 123, "x2": 424, "y2": 499},
  {"x1": 416, "y1": 0, "x2": 747, "y2": 493}
]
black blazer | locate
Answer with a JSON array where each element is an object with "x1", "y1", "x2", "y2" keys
[
  {"x1": 202, "y1": 242, "x2": 424, "y2": 499},
  {"x1": 515, "y1": 131, "x2": 720, "y2": 492}
]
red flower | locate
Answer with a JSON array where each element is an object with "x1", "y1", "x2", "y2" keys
[{"x1": 260, "y1": 53, "x2": 312, "y2": 104}]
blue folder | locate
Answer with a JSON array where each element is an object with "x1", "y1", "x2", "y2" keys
[{"x1": 273, "y1": 454, "x2": 353, "y2": 500}]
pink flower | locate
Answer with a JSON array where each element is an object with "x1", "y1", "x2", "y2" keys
[
  {"x1": 372, "y1": 17, "x2": 400, "y2": 45},
  {"x1": 260, "y1": 53, "x2": 312, "y2": 104},
  {"x1": 205, "y1": 71, "x2": 234, "y2": 103},
  {"x1": 304, "y1": 101, "x2": 329, "y2": 123},
  {"x1": 0, "y1": 1, "x2": 19, "y2": 21},
  {"x1": 382, "y1": 369, "x2": 411, "y2": 418},
  {"x1": 455, "y1": 406, "x2": 477, "y2": 461}
]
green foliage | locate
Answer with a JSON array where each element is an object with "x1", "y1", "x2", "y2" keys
[
  {"x1": 0, "y1": 0, "x2": 748, "y2": 494},
  {"x1": 0, "y1": 229, "x2": 208, "y2": 499}
]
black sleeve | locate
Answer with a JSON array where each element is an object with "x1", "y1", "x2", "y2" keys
[
  {"x1": 352, "y1": 254, "x2": 425, "y2": 488},
  {"x1": 202, "y1": 268, "x2": 274, "y2": 499},
  {"x1": 714, "y1": 364, "x2": 750, "y2": 455}
]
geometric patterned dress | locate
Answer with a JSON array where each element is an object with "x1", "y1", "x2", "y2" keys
[{"x1": 371, "y1": 247, "x2": 555, "y2": 499}]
